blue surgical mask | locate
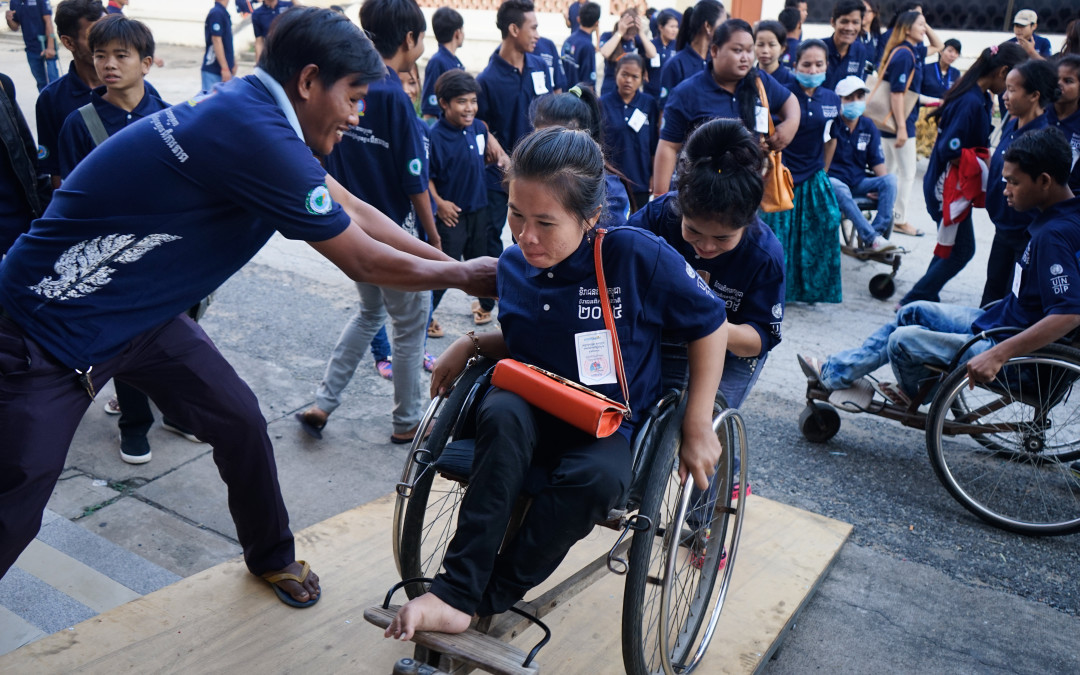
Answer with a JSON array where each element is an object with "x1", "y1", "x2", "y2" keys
[
  {"x1": 794, "y1": 71, "x2": 827, "y2": 89},
  {"x1": 841, "y1": 101, "x2": 866, "y2": 120}
]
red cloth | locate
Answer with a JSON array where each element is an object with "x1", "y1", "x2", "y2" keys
[{"x1": 934, "y1": 146, "x2": 990, "y2": 259}]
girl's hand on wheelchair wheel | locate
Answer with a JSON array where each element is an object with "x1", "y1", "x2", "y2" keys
[
  {"x1": 430, "y1": 336, "x2": 474, "y2": 398},
  {"x1": 678, "y1": 418, "x2": 722, "y2": 491}
]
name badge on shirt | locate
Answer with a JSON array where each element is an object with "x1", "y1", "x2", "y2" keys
[
  {"x1": 857, "y1": 133, "x2": 870, "y2": 151},
  {"x1": 476, "y1": 133, "x2": 486, "y2": 157},
  {"x1": 823, "y1": 119, "x2": 834, "y2": 143},
  {"x1": 755, "y1": 105, "x2": 769, "y2": 135},
  {"x1": 532, "y1": 70, "x2": 549, "y2": 95},
  {"x1": 627, "y1": 108, "x2": 648, "y2": 133},
  {"x1": 575, "y1": 330, "x2": 618, "y2": 386},
  {"x1": 1012, "y1": 262, "x2": 1023, "y2": 297},
  {"x1": 650, "y1": 54, "x2": 661, "y2": 68}
]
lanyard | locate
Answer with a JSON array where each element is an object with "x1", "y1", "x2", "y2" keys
[{"x1": 936, "y1": 64, "x2": 953, "y2": 90}]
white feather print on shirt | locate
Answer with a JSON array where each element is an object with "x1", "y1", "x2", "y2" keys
[{"x1": 28, "y1": 233, "x2": 182, "y2": 301}]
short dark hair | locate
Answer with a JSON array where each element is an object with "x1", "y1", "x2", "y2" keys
[
  {"x1": 676, "y1": 120, "x2": 765, "y2": 229},
  {"x1": 359, "y1": 0, "x2": 427, "y2": 59},
  {"x1": 614, "y1": 52, "x2": 647, "y2": 78},
  {"x1": 259, "y1": 7, "x2": 384, "y2": 88},
  {"x1": 435, "y1": 69, "x2": 480, "y2": 103},
  {"x1": 1013, "y1": 59, "x2": 1061, "y2": 107},
  {"x1": 778, "y1": 7, "x2": 800, "y2": 31},
  {"x1": 943, "y1": 38, "x2": 962, "y2": 53},
  {"x1": 796, "y1": 37, "x2": 828, "y2": 62},
  {"x1": 579, "y1": 2, "x2": 601, "y2": 29},
  {"x1": 55, "y1": 0, "x2": 104, "y2": 40},
  {"x1": 655, "y1": 8, "x2": 679, "y2": 30},
  {"x1": 755, "y1": 19, "x2": 787, "y2": 45},
  {"x1": 432, "y1": 6, "x2": 463, "y2": 44},
  {"x1": 88, "y1": 13, "x2": 154, "y2": 59},
  {"x1": 832, "y1": 0, "x2": 864, "y2": 21},
  {"x1": 506, "y1": 126, "x2": 606, "y2": 228},
  {"x1": 497, "y1": 0, "x2": 534, "y2": 39},
  {"x1": 1004, "y1": 127, "x2": 1072, "y2": 185}
]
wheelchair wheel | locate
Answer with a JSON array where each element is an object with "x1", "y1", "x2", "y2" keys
[
  {"x1": 926, "y1": 345, "x2": 1080, "y2": 536},
  {"x1": 394, "y1": 358, "x2": 492, "y2": 594},
  {"x1": 622, "y1": 399, "x2": 748, "y2": 675},
  {"x1": 868, "y1": 273, "x2": 895, "y2": 300},
  {"x1": 799, "y1": 401, "x2": 841, "y2": 443}
]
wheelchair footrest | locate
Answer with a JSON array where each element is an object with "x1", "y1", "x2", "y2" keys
[{"x1": 364, "y1": 605, "x2": 540, "y2": 675}]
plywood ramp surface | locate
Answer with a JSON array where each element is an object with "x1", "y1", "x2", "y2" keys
[{"x1": 0, "y1": 494, "x2": 850, "y2": 675}]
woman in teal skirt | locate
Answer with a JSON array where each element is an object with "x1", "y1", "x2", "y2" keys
[{"x1": 762, "y1": 39, "x2": 843, "y2": 303}]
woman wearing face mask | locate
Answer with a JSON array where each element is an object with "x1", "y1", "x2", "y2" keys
[
  {"x1": 656, "y1": 0, "x2": 725, "y2": 110},
  {"x1": 899, "y1": 42, "x2": 1027, "y2": 307},
  {"x1": 653, "y1": 18, "x2": 799, "y2": 195},
  {"x1": 754, "y1": 20, "x2": 794, "y2": 87},
  {"x1": 980, "y1": 59, "x2": 1059, "y2": 307},
  {"x1": 761, "y1": 39, "x2": 843, "y2": 304}
]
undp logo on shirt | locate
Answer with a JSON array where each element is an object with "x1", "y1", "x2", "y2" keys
[{"x1": 306, "y1": 185, "x2": 333, "y2": 215}]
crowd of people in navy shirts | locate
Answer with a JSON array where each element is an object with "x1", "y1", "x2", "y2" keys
[{"x1": 1, "y1": 0, "x2": 1080, "y2": 624}]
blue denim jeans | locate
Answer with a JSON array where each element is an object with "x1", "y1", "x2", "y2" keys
[
  {"x1": 829, "y1": 174, "x2": 897, "y2": 243},
  {"x1": 820, "y1": 301, "x2": 993, "y2": 396},
  {"x1": 201, "y1": 71, "x2": 223, "y2": 93},
  {"x1": 26, "y1": 51, "x2": 59, "y2": 92},
  {"x1": 370, "y1": 325, "x2": 390, "y2": 362},
  {"x1": 900, "y1": 213, "x2": 976, "y2": 305}
]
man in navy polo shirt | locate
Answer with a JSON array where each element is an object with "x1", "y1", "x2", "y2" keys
[
  {"x1": 5, "y1": 0, "x2": 59, "y2": 92},
  {"x1": 420, "y1": 6, "x2": 465, "y2": 121},
  {"x1": 803, "y1": 128, "x2": 1080, "y2": 402},
  {"x1": 0, "y1": 6, "x2": 495, "y2": 605},
  {"x1": 598, "y1": 9, "x2": 656, "y2": 97},
  {"x1": 561, "y1": 1, "x2": 598, "y2": 87},
  {"x1": 476, "y1": 0, "x2": 552, "y2": 258},
  {"x1": 826, "y1": 75, "x2": 897, "y2": 251},
  {"x1": 251, "y1": 0, "x2": 290, "y2": 64},
  {"x1": 534, "y1": 34, "x2": 567, "y2": 95},
  {"x1": 823, "y1": 0, "x2": 872, "y2": 91},
  {"x1": 299, "y1": 0, "x2": 441, "y2": 445},
  {"x1": 1010, "y1": 9, "x2": 1052, "y2": 61},
  {"x1": 202, "y1": 0, "x2": 235, "y2": 92}
]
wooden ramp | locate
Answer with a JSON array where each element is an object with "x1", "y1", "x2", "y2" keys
[{"x1": 0, "y1": 493, "x2": 851, "y2": 675}]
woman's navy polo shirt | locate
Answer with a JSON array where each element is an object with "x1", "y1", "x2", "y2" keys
[
  {"x1": 985, "y1": 114, "x2": 1049, "y2": 238},
  {"x1": 923, "y1": 86, "x2": 993, "y2": 223},
  {"x1": 9, "y1": 0, "x2": 51, "y2": 54},
  {"x1": 973, "y1": 197, "x2": 1080, "y2": 335},
  {"x1": 429, "y1": 117, "x2": 488, "y2": 215},
  {"x1": 420, "y1": 45, "x2": 465, "y2": 118},
  {"x1": 496, "y1": 226, "x2": 727, "y2": 440},
  {"x1": 828, "y1": 116, "x2": 885, "y2": 186},
  {"x1": 535, "y1": 37, "x2": 568, "y2": 94},
  {"x1": 657, "y1": 47, "x2": 707, "y2": 109},
  {"x1": 600, "y1": 90, "x2": 658, "y2": 192},
  {"x1": 57, "y1": 84, "x2": 168, "y2": 178},
  {"x1": 782, "y1": 37, "x2": 799, "y2": 68},
  {"x1": 562, "y1": 29, "x2": 597, "y2": 86},
  {"x1": 326, "y1": 68, "x2": 427, "y2": 228},
  {"x1": 824, "y1": 37, "x2": 873, "y2": 91},
  {"x1": 645, "y1": 37, "x2": 676, "y2": 99},
  {"x1": 1047, "y1": 104, "x2": 1080, "y2": 192},
  {"x1": 920, "y1": 62, "x2": 958, "y2": 100},
  {"x1": 477, "y1": 50, "x2": 553, "y2": 192},
  {"x1": 779, "y1": 82, "x2": 840, "y2": 185},
  {"x1": 0, "y1": 75, "x2": 351, "y2": 369},
  {"x1": 660, "y1": 69, "x2": 791, "y2": 145},
  {"x1": 598, "y1": 32, "x2": 647, "y2": 97},
  {"x1": 251, "y1": 0, "x2": 291, "y2": 39},
  {"x1": 602, "y1": 173, "x2": 631, "y2": 228},
  {"x1": 880, "y1": 42, "x2": 923, "y2": 138},
  {"x1": 763, "y1": 65, "x2": 796, "y2": 88},
  {"x1": 627, "y1": 192, "x2": 785, "y2": 356}
]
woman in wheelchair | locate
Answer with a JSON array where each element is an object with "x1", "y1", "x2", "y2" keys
[
  {"x1": 385, "y1": 127, "x2": 729, "y2": 641},
  {"x1": 799, "y1": 128, "x2": 1080, "y2": 407}
]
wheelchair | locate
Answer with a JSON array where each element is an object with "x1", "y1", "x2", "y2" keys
[
  {"x1": 837, "y1": 184, "x2": 905, "y2": 300},
  {"x1": 385, "y1": 357, "x2": 749, "y2": 674},
  {"x1": 798, "y1": 331, "x2": 1080, "y2": 537}
]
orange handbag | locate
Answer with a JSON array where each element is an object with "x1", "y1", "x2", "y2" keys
[
  {"x1": 755, "y1": 76, "x2": 795, "y2": 213},
  {"x1": 490, "y1": 229, "x2": 632, "y2": 438}
]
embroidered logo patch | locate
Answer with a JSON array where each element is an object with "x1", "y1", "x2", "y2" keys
[
  {"x1": 408, "y1": 158, "x2": 422, "y2": 176},
  {"x1": 212, "y1": 22, "x2": 221, "y2": 31},
  {"x1": 37, "y1": 145, "x2": 48, "y2": 159},
  {"x1": 948, "y1": 137, "x2": 961, "y2": 151},
  {"x1": 427, "y1": 94, "x2": 437, "y2": 106},
  {"x1": 1051, "y1": 264, "x2": 1064, "y2": 275},
  {"x1": 306, "y1": 185, "x2": 332, "y2": 214},
  {"x1": 772, "y1": 303, "x2": 783, "y2": 319},
  {"x1": 357, "y1": 99, "x2": 366, "y2": 116}
]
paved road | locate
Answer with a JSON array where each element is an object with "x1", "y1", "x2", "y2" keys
[{"x1": 2, "y1": 39, "x2": 1078, "y2": 672}]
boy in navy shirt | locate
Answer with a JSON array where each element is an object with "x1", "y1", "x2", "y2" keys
[
  {"x1": 823, "y1": 0, "x2": 873, "y2": 90},
  {"x1": 0, "y1": 6, "x2": 496, "y2": 607},
  {"x1": 1010, "y1": 9, "x2": 1052, "y2": 60},
  {"x1": 5, "y1": 0, "x2": 59, "y2": 91},
  {"x1": 428, "y1": 70, "x2": 495, "y2": 325},
  {"x1": 420, "y1": 6, "x2": 465, "y2": 121},
  {"x1": 561, "y1": 1, "x2": 598, "y2": 87},
  {"x1": 300, "y1": 0, "x2": 441, "y2": 445},
  {"x1": 534, "y1": 34, "x2": 567, "y2": 95},
  {"x1": 597, "y1": 8, "x2": 656, "y2": 97},
  {"x1": 476, "y1": 0, "x2": 552, "y2": 261},
  {"x1": 803, "y1": 128, "x2": 1080, "y2": 403},
  {"x1": 252, "y1": 0, "x2": 291, "y2": 64},
  {"x1": 202, "y1": 0, "x2": 235, "y2": 92},
  {"x1": 826, "y1": 75, "x2": 897, "y2": 251},
  {"x1": 778, "y1": 6, "x2": 801, "y2": 69}
]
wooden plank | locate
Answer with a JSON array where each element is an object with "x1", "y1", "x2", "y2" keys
[{"x1": 0, "y1": 493, "x2": 850, "y2": 675}]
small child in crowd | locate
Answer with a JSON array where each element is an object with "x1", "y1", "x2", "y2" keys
[{"x1": 420, "y1": 6, "x2": 465, "y2": 121}]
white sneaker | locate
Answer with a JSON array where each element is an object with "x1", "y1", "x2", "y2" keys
[{"x1": 870, "y1": 236, "x2": 897, "y2": 253}]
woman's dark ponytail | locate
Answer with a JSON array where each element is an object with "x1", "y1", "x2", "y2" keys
[
  {"x1": 929, "y1": 41, "x2": 1026, "y2": 123},
  {"x1": 506, "y1": 126, "x2": 607, "y2": 227},
  {"x1": 675, "y1": 0, "x2": 723, "y2": 52}
]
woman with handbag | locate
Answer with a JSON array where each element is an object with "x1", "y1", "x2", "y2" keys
[
  {"x1": 899, "y1": 42, "x2": 1026, "y2": 307},
  {"x1": 385, "y1": 126, "x2": 729, "y2": 641},
  {"x1": 761, "y1": 39, "x2": 843, "y2": 304}
]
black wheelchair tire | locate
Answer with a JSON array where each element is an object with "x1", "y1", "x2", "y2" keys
[{"x1": 799, "y1": 401, "x2": 841, "y2": 443}]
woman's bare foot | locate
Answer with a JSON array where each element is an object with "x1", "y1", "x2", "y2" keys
[{"x1": 385, "y1": 592, "x2": 471, "y2": 641}]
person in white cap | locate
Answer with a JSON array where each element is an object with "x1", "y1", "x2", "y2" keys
[
  {"x1": 1010, "y1": 9, "x2": 1052, "y2": 60},
  {"x1": 825, "y1": 74, "x2": 898, "y2": 252}
]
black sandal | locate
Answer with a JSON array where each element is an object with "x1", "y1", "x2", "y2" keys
[{"x1": 295, "y1": 410, "x2": 327, "y2": 440}]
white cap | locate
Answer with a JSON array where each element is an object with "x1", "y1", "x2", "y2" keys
[
  {"x1": 1013, "y1": 9, "x2": 1038, "y2": 26},
  {"x1": 834, "y1": 75, "x2": 870, "y2": 97}
]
